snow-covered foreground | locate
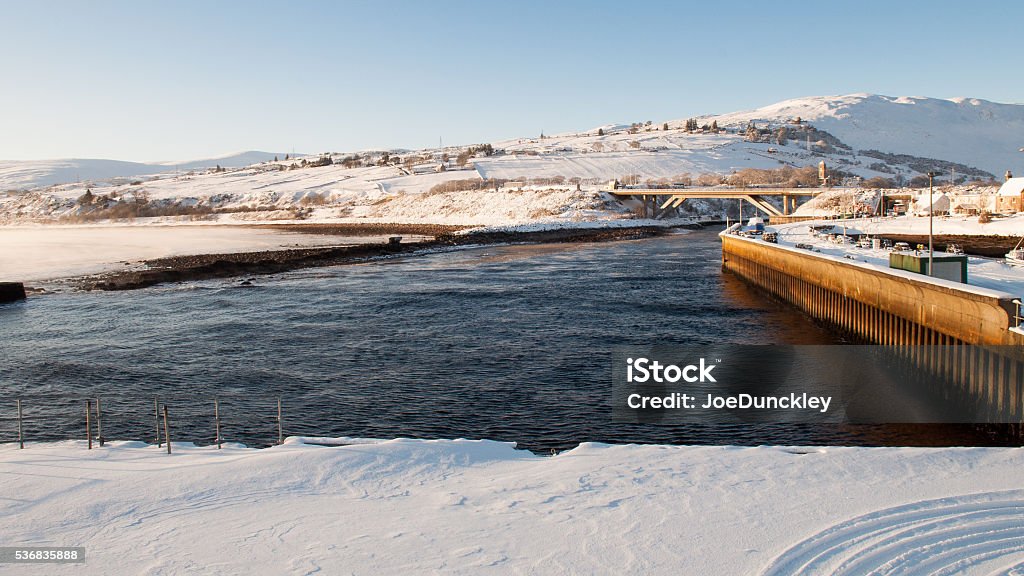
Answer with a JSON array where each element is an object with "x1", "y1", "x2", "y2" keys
[
  {"x1": 0, "y1": 225, "x2": 402, "y2": 283},
  {"x1": 4, "y1": 438, "x2": 1024, "y2": 575}
]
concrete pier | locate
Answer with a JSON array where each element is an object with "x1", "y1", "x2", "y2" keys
[
  {"x1": 0, "y1": 282, "x2": 26, "y2": 303},
  {"x1": 721, "y1": 234, "x2": 1024, "y2": 423}
]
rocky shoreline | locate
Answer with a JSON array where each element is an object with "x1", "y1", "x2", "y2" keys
[{"x1": 74, "y1": 224, "x2": 688, "y2": 291}]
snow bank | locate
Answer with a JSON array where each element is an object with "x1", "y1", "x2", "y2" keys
[
  {"x1": 0, "y1": 225, "x2": 392, "y2": 283},
  {"x1": 4, "y1": 438, "x2": 1024, "y2": 575},
  {"x1": 792, "y1": 188, "x2": 881, "y2": 217}
]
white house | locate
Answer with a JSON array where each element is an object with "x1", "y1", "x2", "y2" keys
[{"x1": 912, "y1": 192, "x2": 950, "y2": 215}]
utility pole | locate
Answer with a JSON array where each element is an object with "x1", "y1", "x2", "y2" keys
[{"x1": 928, "y1": 171, "x2": 935, "y2": 276}]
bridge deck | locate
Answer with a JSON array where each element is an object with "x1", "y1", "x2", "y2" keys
[
  {"x1": 608, "y1": 187, "x2": 829, "y2": 217},
  {"x1": 607, "y1": 187, "x2": 823, "y2": 197}
]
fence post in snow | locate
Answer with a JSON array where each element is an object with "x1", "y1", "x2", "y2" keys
[
  {"x1": 155, "y1": 397, "x2": 161, "y2": 447},
  {"x1": 277, "y1": 397, "x2": 283, "y2": 445},
  {"x1": 17, "y1": 399, "x2": 24, "y2": 449},
  {"x1": 86, "y1": 400, "x2": 92, "y2": 450},
  {"x1": 163, "y1": 405, "x2": 171, "y2": 455},
  {"x1": 214, "y1": 398, "x2": 222, "y2": 450},
  {"x1": 95, "y1": 397, "x2": 104, "y2": 447}
]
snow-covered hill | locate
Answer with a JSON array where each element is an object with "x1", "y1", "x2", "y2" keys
[
  {"x1": 701, "y1": 94, "x2": 1024, "y2": 177},
  {"x1": 0, "y1": 151, "x2": 287, "y2": 191},
  {"x1": 2, "y1": 94, "x2": 1022, "y2": 225}
]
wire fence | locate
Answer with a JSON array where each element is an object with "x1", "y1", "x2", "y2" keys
[{"x1": 1, "y1": 394, "x2": 289, "y2": 452}]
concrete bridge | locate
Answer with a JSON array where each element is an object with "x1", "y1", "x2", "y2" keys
[{"x1": 608, "y1": 187, "x2": 823, "y2": 218}]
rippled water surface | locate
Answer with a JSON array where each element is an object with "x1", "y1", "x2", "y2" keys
[{"x1": 0, "y1": 230, "x2": 1012, "y2": 451}]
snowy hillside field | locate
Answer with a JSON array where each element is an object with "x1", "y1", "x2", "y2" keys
[
  {"x1": 4, "y1": 439, "x2": 1024, "y2": 575},
  {"x1": 2, "y1": 93, "x2": 1022, "y2": 232}
]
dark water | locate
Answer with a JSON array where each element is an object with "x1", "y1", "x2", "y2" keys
[{"x1": 0, "y1": 230, "x2": 1015, "y2": 451}]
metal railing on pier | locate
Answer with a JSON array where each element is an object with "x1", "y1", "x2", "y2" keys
[{"x1": 1, "y1": 394, "x2": 289, "y2": 452}]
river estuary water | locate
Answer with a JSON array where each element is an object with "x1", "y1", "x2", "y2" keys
[{"x1": 0, "y1": 230, "x2": 1014, "y2": 451}]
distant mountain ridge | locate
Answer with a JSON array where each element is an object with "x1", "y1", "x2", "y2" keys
[
  {"x1": 0, "y1": 151, "x2": 288, "y2": 191},
  {"x1": 697, "y1": 94, "x2": 1024, "y2": 177}
]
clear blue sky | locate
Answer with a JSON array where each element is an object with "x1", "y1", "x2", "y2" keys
[{"x1": 2, "y1": 0, "x2": 1020, "y2": 162}]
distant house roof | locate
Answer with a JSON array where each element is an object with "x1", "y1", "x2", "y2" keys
[
  {"x1": 998, "y1": 177, "x2": 1024, "y2": 197},
  {"x1": 913, "y1": 192, "x2": 950, "y2": 213}
]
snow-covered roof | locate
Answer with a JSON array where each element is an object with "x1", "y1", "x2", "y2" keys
[
  {"x1": 912, "y1": 192, "x2": 950, "y2": 214},
  {"x1": 997, "y1": 177, "x2": 1024, "y2": 197}
]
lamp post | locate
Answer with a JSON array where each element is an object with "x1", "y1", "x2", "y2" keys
[{"x1": 927, "y1": 171, "x2": 936, "y2": 276}]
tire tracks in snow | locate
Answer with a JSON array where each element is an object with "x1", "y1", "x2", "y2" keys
[{"x1": 762, "y1": 490, "x2": 1024, "y2": 575}]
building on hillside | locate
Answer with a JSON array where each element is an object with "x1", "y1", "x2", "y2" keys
[{"x1": 995, "y1": 177, "x2": 1024, "y2": 213}]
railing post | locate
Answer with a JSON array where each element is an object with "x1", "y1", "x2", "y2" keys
[
  {"x1": 277, "y1": 397, "x2": 283, "y2": 445},
  {"x1": 16, "y1": 399, "x2": 24, "y2": 449},
  {"x1": 214, "y1": 398, "x2": 221, "y2": 449},
  {"x1": 155, "y1": 396, "x2": 161, "y2": 447},
  {"x1": 86, "y1": 400, "x2": 92, "y2": 450},
  {"x1": 163, "y1": 405, "x2": 171, "y2": 455}
]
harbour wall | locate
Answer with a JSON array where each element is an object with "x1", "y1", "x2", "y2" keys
[{"x1": 721, "y1": 234, "x2": 1024, "y2": 422}]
